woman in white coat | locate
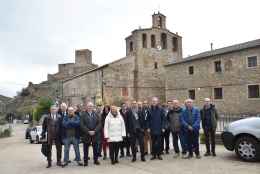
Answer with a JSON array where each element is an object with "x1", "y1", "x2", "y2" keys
[{"x1": 104, "y1": 105, "x2": 126, "y2": 165}]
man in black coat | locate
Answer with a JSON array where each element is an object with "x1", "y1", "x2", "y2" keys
[
  {"x1": 201, "y1": 98, "x2": 219, "y2": 156},
  {"x1": 126, "y1": 101, "x2": 146, "y2": 162},
  {"x1": 41, "y1": 105, "x2": 63, "y2": 168},
  {"x1": 80, "y1": 102, "x2": 101, "y2": 166},
  {"x1": 119, "y1": 103, "x2": 131, "y2": 157},
  {"x1": 147, "y1": 97, "x2": 165, "y2": 160}
]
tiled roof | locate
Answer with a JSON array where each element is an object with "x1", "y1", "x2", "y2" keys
[{"x1": 166, "y1": 38, "x2": 260, "y2": 66}]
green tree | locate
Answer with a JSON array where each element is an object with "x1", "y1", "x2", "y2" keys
[{"x1": 33, "y1": 97, "x2": 54, "y2": 122}]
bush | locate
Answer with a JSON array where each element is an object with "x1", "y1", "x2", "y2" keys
[
  {"x1": 33, "y1": 97, "x2": 54, "y2": 122},
  {"x1": 0, "y1": 128, "x2": 12, "y2": 138}
]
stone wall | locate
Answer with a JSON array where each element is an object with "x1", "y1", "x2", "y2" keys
[{"x1": 165, "y1": 47, "x2": 260, "y2": 114}]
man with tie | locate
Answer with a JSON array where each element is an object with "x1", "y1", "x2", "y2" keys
[
  {"x1": 41, "y1": 105, "x2": 63, "y2": 168},
  {"x1": 80, "y1": 102, "x2": 101, "y2": 166}
]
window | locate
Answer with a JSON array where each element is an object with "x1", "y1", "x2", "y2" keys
[
  {"x1": 142, "y1": 33, "x2": 147, "y2": 48},
  {"x1": 158, "y1": 16, "x2": 162, "y2": 28},
  {"x1": 248, "y1": 85, "x2": 260, "y2": 98},
  {"x1": 151, "y1": 35, "x2": 156, "y2": 48},
  {"x1": 247, "y1": 56, "x2": 257, "y2": 68},
  {"x1": 130, "y1": 42, "x2": 133, "y2": 52},
  {"x1": 122, "y1": 87, "x2": 128, "y2": 97},
  {"x1": 154, "y1": 62, "x2": 158, "y2": 69},
  {"x1": 172, "y1": 37, "x2": 178, "y2": 51},
  {"x1": 188, "y1": 89, "x2": 196, "y2": 100},
  {"x1": 161, "y1": 33, "x2": 167, "y2": 49},
  {"x1": 214, "y1": 88, "x2": 223, "y2": 99},
  {"x1": 214, "y1": 61, "x2": 222, "y2": 72},
  {"x1": 188, "y1": 66, "x2": 194, "y2": 75}
]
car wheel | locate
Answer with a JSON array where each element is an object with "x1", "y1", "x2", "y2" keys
[{"x1": 235, "y1": 136, "x2": 260, "y2": 162}]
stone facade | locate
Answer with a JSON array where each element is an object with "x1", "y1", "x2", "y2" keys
[
  {"x1": 63, "y1": 12, "x2": 182, "y2": 105},
  {"x1": 165, "y1": 45, "x2": 260, "y2": 115}
]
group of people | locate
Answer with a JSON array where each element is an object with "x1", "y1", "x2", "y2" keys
[{"x1": 41, "y1": 96, "x2": 218, "y2": 168}]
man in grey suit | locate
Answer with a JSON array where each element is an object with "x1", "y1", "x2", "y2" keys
[{"x1": 80, "y1": 102, "x2": 101, "y2": 166}]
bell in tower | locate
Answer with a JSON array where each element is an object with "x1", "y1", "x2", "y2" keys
[{"x1": 152, "y1": 12, "x2": 166, "y2": 29}]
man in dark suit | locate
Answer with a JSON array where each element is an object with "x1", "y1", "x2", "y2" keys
[
  {"x1": 147, "y1": 97, "x2": 166, "y2": 160},
  {"x1": 41, "y1": 105, "x2": 63, "y2": 168},
  {"x1": 126, "y1": 101, "x2": 146, "y2": 162},
  {"x1": 80, "y1": 102, "x2": 101, "y2": 166}
]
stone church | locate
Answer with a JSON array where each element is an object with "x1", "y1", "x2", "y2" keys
[
  {"x1": 63, "y1": 12, "x2": 182, "y2": 105},
  {"x1": 62, "y1": 12, "x2": 260, "y2": 115}
]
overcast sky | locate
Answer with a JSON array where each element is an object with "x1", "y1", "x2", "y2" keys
[{"x1": 0, "y1": 0, "x2": 259, "y2": 97}]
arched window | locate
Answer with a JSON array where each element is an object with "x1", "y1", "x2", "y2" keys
[
  {"x1": 172, "y1": 37, "x2": 178, "y2": 51},
  {"x1": 161, "y1": 33, "x2": 167, "y2": 49},
  {"x1": 151, "y1": 34, "x2": 156, "y2": 48},
  {"x1": 142, "y1": 33, "x2": 147, "y2": 48},
  {"x1": 154, "y1": 62, "x2": 158, "y2": 69},
  {"x1": 130, "y1": 41, "x2": 133, "y2": 52}
]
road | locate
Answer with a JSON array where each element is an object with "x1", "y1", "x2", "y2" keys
[{"x1": 0, "y1": 124, "x2": 259, "y2": 174}]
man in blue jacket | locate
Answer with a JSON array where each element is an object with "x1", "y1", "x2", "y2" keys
[
  {"x1": 180, "y1": 99, "x2": 201, "y2": 159},
  {"x1": 62, "y1": 107, "x2": 83, "y2": 167},
  {"x1": 147, "y1": 97, "x2": 165, "y2": 160}
]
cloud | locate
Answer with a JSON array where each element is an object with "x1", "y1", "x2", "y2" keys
[{"x1": 0, "y1": 0, "x2": 260, "y2": 97}]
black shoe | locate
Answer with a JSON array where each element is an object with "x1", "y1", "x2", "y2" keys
[
  {"x1": 157, "y1": 155, "x2": 163, "y2": 160},
  {"x1": 131, "y1": 157, "x2": 136, "y2": 162},
  {"x1": 46, "y1": 162, "x2": 52, "y2": 168},
  {"x1": 56, "y1": 161, "x2": 62, "y2": 166},
  {"x1": 115, "y1": 159, "x2": 119, "y2": 164},
  {"x1": 141, "y1": 157, "x2": 146, "y2": 162},
  {"x1": 111, "y1": 160, "x2": 115, "y2": 165},
  {"x1": 150, "y1": 156, "x2": 156, "y2": 160},
  {"x1": 204, "y1": 152, "x2": 211, "y2": 156},
  {"x1": 94, "y1": 161, "x2": 100, "y2": 165},
  {"x1": 212, "y1": 152, "x2": 216, "y2": 157},
  {"x1": 84, "y1": 161, "x2": 88, "y2": 167},
  {"x1": 77, "y1": 162, "x2": 83, "y2": 166},
  {"x1": 62, "y1": 162, "x2": 69, "y2": 168},
  {"x1": 196, "y1": 154, "x2": 201, "y2": 159}
]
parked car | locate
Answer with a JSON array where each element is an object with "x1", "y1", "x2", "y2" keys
[
  {"x1": 29, "y1": 126, "x2": 45, "y2": 144},
  {"x1": 25, "y1": 127, "x2": 31, "y2": 139},
  {"x1": 23, "y1": 120, "x2": 29, "y2": 124},
  {"x1": 221, "y1": 117, "x2": 260, "y2": 162}
]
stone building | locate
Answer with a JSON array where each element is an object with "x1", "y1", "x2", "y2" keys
[
  {"x1": 63, "y1": 12, "x2": 182, "y2": 105},
  {"x1": 63, "y1": 12, "x2": 260, "y2": 115},
  {"x1": 165, "y1": 39, "x2": 260, "y2": 115}
]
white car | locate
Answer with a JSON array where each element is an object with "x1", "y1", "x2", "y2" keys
[
  {"x1": 29, "y1": 126, "x2": 45, "y2": 144},
  {"x1": 221, "y1": 117, "x2": 260, "y2": 161},
  {"x1": 23, "y1": 120, "x2": 29, "y2": 124}
]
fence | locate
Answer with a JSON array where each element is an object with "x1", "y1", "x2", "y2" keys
[{"x1": 216, "y1": 114, "x2": 260, "y2": 132}]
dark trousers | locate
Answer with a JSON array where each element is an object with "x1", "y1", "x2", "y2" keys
[
  {"x1": 120, "y1": 137, "x2": 131, "y2": 156},
  {"x1": 161, "y1": 129, "x2": 170, "y2": 152},
  {"x1": 171, "y1": 131, "x2": 180, "y2": 153},
  {"x1": 130, "y1": 130, "x2": 145, "y2": 158},
  {"x1": 109, "y1": 142, "x2": 120, "y2": 162},
  {"x1": 83, "y1": 142, "x2": 99, "y2": 162},
  {"x1": 151, "y1": 134, "x2": 162, "y2": 156},
  {"x1": 47, "y1": 140, "x2": 62, "y2": 163},
  {"x1": 187, "y1": 131, "x2": 200, "y2": 156},
  {"x1": 204, "y1": 128, "x2": 216, "y2": 153}
]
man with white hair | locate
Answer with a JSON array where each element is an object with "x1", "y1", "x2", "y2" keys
[
  {"x1": 80, "y1": 102, "x2": 101, "y2": 166},
  {"x1": 200, "y1": 98, "x2": 219, "y2": 157},
  {"x1": 41, "y1": 105, "x2": 63, "y2": 168},
  {"x1": 147, "y1": 97, "x2": 166, "y2": 160},
  {"x1": 180, "y1": 99, "x2": 201, "y2": 159}
]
